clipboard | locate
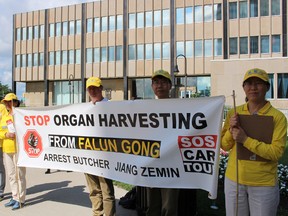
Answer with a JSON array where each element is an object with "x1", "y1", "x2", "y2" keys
[{"x1": 237, "y1": 115, "x2": 274, "y2": 162}]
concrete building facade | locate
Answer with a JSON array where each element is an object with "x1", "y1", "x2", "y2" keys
[{"x1": 12, "y1": 0, "x2": 288, "y2": 110}]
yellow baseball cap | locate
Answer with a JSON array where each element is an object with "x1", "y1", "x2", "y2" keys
[
  {"x1": 151, "y1": 69, "x2": 172, "y2": 82},
  {"x1": 86, "y1": 77, "x2": 102, "y2": 88},
  {"x1": 1, "y1": 93, "x2": 18, "y2": 102},
  {"x1": 243, "y1": 68, "x2": 269, "y2": 83}
]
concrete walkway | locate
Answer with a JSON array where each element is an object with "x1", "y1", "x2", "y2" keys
[{"x1": 0, "y1": 168, "x2": 138, "y2": 216}]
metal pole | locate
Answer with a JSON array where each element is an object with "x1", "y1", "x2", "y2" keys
[{"x1": 176, "y1": 54, "x2": 187, "y2": 98}]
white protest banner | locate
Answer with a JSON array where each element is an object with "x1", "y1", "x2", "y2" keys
[{"x1": 15, "y1": 96, "x2": 225, "y2": 199}]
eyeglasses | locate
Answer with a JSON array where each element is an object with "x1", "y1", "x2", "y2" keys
[
  {"x1": 152, "y1": 80, "x2": 170, "y2": 86},
  {"x1": 243, "y1": 81, "x2": 266, "y2": 88}
]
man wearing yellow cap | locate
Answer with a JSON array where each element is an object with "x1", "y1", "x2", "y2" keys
[
  {"x1": 221, "y1": 68, "x2": 287, "y2": 216},
  {"x1": 0, "y1": 93, "x2": 26, "y2": 210},
  {"x1": 85, "y1": 77, "x2": 116, "y2": 216}
]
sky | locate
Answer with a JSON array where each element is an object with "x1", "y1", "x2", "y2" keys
[{"x1": 0, "y1": 0, "x2": 94, "y2": 99}]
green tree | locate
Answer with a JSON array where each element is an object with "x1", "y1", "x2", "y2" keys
[{"x1": 0, "y1": 82, "x2": 12, "y2": 100}]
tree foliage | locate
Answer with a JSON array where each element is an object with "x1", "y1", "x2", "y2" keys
[{"x1": 0, "y1": 82, "x2": 12, "y2": 100}]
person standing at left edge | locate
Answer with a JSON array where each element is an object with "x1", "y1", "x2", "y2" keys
[
  {"x1": 0, "y1": 93, "x2": 26, "y2": 210},
  {"x1": 85, "y1": 77, "x2": 116, "y2": 216}
]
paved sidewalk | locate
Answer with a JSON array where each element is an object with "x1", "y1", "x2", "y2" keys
[{"x1": 0, "y1": 168, "x2": 138, "y2": 216}]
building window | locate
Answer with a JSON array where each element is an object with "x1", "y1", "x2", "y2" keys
[
  {"x1": 176, "y1": 41, "x2": 184, "y2": 56},
  {"x1": 145, "y1": 44, "x2": 153, "y2": 60},
  {"x1": 101, "y1": 47, "x2": 107, "y2": 62},
  {"x1": 69, "y1": 21, "x2": 75, "y2": 35},
  {"x1": 22, "y1": 27, "x2": 27, "y2": 40},
  {"x1": 272, "y1": 35, "x2": 280, "y2": 53},
  {"x1": 266, "y1": 74, "x2": 274, "y2": 99},
  {"x1": 49, "y1": 23, "x2": 55, "y2": 37},
  {"x1": 16, "y1": 55, "x2": 20, "y2": 67},
  {"x1": 277, "y1": 73, "x2": 288, "y2": 98},
  {"x1": 195, "y1": 40, "x2": 203, "y2": 57},
  {"x1": 214, "y1": 4, "x2": 222, "y2": 21},
  {"x1": 94, "y1": 48, "x2": 100, "y2": 62},
  {"x1": 214, "y1": 38, "x2": 222, "y2": 56},
  {"x1": 186, "y1": 7, "x2": 193, "y2": 24},
  {"x1": 108, "y1": 46, "x2": 115, "y2": 61},
  {"x1": 86, "y1": 48, "x2": 93, "y2": 63},
  {"x1": 239, "y1": 1, "x2": 248, "y2": 18},
  {"x1": 49, "y1": 52, "x2": 54, "y2": 65},
  {"x1": 137, "y1": 44, "x2": 144, "y2": 60},
  {"x1": 16, "y1": 28, "x2": 21, "y2": 41},
  {"x1": 162, "y1": 9, "x2": 170, "y2": 26},
  {"x1": 271, "y1": 0, "x2": 280, "y2": 15},
  {"x1": 260, "y1": 0, "x2": 269, "y2": 16},
  {"x1": 27, "y1": 27, "x2": 33, "y2": 40},
  {"x1": 154, "y1": 10, "x2": 161, "y2": 27},
  {"x1": 75, "y1": 49, "x2": 81, "y2": 64},
  {"x1": 69, "y1": 50, "x2": 74, "y2": 64},
  {"x1": 229, "y1": 2, "x2": 237, "y2": 19},
  {"x1": 162, "y1": 42, "x2": 170, "y2": 59},
  {"x1": 101, "y1": 17, "x2": 108, "y2": 32},
  {"x1": 76, "y1": 20, "x2": 81, "y2": 34},
  {"x1": 154, "y1": 43, "x2": 161, "y2": 59},
  {"x1": 33, "y1": 53, "x2": 38, "y2": 66},
  {"x1": 56, "y1": 51, "x2": 61, "y2": 65},
  {"x1": 229, "y1": 37, "x2": 238, "y2": 55},
  {"x1": 261, "y1": 35, "x2": 269, "y2": 53},
  {"x1": 109, "y1": 16, "x2": 115, "y2": 31},
  {"x1": 204, "y1": 39, "x2": 212, "y2": 57},
  {"x1": 56, "y1": 22, "x2": 61, "y2": 37},
  {"x1": 129, "y1": 14, "x2": 136, "y2": 29},
  {"x1": 116, "y1": 15, "x2": 123, "y2": 30},
  {"x1": 62, "y1": 22, "x2": 68, "y2": 36},
  {"x1": 87, "y1": 19, "x2": 93, "y2": 33},
  {"x1": 39, "y1": 53, "x2": 44, "y2": 66},
  {"x1": 94, "y1": 18, "x2": 100, "y2": 32},
  {"x1": 250, "y1": 0, "x2": 258, "y2": 17},
  {"x1": 145, "y1": 11, "x2": 153, "y2": 27},
  {"x1": 240, "y1": 37, "x2": 248, "y2": 54},
  {"x1": 53, "y1": 81, "x2": 82, "y2": 105},
  {"x1": 176, "y1": 8, "x2": 184, "y2": 24},
  {"x1": 186, "y1": 41, "x2": 193, "y2": 57},
  {"x1": 116, "y1": 46, "x2": 123, "y2": 61},
  {"x1": 204, "y1": 5, "x2": 212, "y2": 22},
  {"x1": 21, "y1": 54, "x2": 26, "y2": 67},
  {"x1": 33, "y1": 26, "x2": 39, "y2": 39},
  {"x1": 128, "y1": 45, "x2": 136, "y2": 60},
  {"x1": 62, "y1": 50, "x2": 67, "y2": 65},
  {"x1": 40, "y1": 25, "x2": 44, "y2": 39},
  {"x1": 137, "y1": 13, "x2": 144, "y2": 28},
  {"x1": 250, "y1": 36, "x2": 259, "y2": 53},
  {"x1": 135, "y1": 78, "x2": 155, "y2": 99},
  {"x1": 194, "y1": 6, "x2": 203, "y2": 23}
]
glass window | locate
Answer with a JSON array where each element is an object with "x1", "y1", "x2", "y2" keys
[
  {"x1": 16, "y1": 55, "x2": 20, "y2": 67},
  {"x1": 240, "y1": 37, "x2": 248, "y2": 54},
  {"x1": 145, "y1": 11, "x2": 153, "y2": 27},
  {"x1": 101, "y1": 47, "x2": 107, "y2": 62},
  {"x1": 266, "y1": 74, "x2": 274, "y2": 99},
  {"x1": 62, "y1": 22, "x2": 68, "y2": 36},
  {"x1": 195, "y1": 40, "x2": 203, "y2": 57},
  {"x1": 101, "y1": 17, "x2": 108, "y2": 32},
  {"x1": 109, "y1": 16, "x2": 115, "y2": 31},
  {"x1": 277, "y1": 73, "x2": 288, "y2": 98},
  {"x1": 194, "y1": 6, "x2": 203, "y2": 23},
  {"x1": 129, "y1": 14, "x2": 136, "y2": 29},
  {"x1": 176, "y1": 8, "x2": 184, "y2": 24},
  {"x1": 186, "y1": 7, "x2": 193, "y2": 24},
  {"x1": 27, "y1": 53, "x2": 32, "y2": 67},
  {"x1": 40, "y1": 25, "x2": 44, "y2": 39},
  {"x1": 162, "y1": 42, "x2": 170, "y2": 59},
  {"x1": 186, "y1": 41, "x2": 193, "y2": 57},
  {"x1": 39, "y1": 53, "x2": 44, "y2": 66},
  {"x1": 22, "y1": 27, "x2": 27, "y2": 40},
  {"x1": 250, "y1": 36, "x2": 259, "y2": 53},
  {"x1": 108, "y1": 46, "x2": 115, "y2": 61},
  {"x1": 261, "y1": 35, "x2": 269, "y2": 53},
  {"x1": 176, "y1": 41, "x2": 184, "y2": 56},
  {"x1": 21, "y1": 54, "x2": 26, "y2": 67},
  {"x1": 272, "y1": 35, "x2": 280, "y2": 53},
  {"x1": 137, "y1": 12, "x2": 144, "y2": 28},
  {"x1": 239, "y1": 1, "x2": 248, "y2": 18},
  {"x1": 204, "y1": 40, "x2": 212, "y2": 57},
  {"x1": 154, "y1": 10, "x2": 161, "y2": 27},
  {"x1": 229, "y1": 37, "x2": 238, "y2": 55},
  {"x1": 56, "y1": 22, "x2": 61, "y2": 36},
  {"x1": 69, "y1": 21, "x2": 75, "y2": 35},
  {"x1": 271, "y1": 0, "x2": 280, "y2": 15},
  {"x1": 62, "y1": 50, "x2": 67, "y2": 64},
  {"x1": 117, "y1": 15, "x2": 123, "y2": 30},
  {"x1": 162, "y1": 9, "x2": 170, "y2": 26},
  {"x1": 204, "y1": 5, "x2": 212, "y2": 22},
  {"x1": 214, "y1": 38, "x2": 222, "y2": 56},
  {"x1": 49, "y1": 52, "x2": 54, "y2": 65},
  {"x1": 76, "y1": 20, "x2": 81, "y2": 34},
  {"x1": 87, "y1": 19, "x2": 93, "y2": 33},
  {"x1": 86, "y1": 48, "x2": 93, "y2": 63},
  {"x1": 154, "y1": 43, "x2": 161, "y2": 59},
  {"x1": 49, "y1": 23, "x2": 55, "y2": 37},
  {"x1": 33, "y1": 53, "x2": 38, "y2": 66},
  {"x1": 56, "y1": 51, "x2": 61, "y2": 65},
  {"x1": 229, "y1": 2, "x2": 237, "y2": 19},
  {"x1": 27, "y1": 27, "x2": 33, "y2": 40},
  {"x1": 116, "y1": 46, "x2": 123, "y2": 61},
  {"x1": 250, "y1": 0, "x2": 258, "y2": 17},
  {"x1": 16, "y1": 28, "x2": 21, "y2": 41},
  {"x1": 260, "y1": 0, "x2": 269, "y2": 16},
  {"x1": 69, "y1": 50, "x2": 74, "y2": 64},
  {"x1": 135, "y1": 78, "x2": 155, "y2": 99},
  {"x1": 94, "y1": 48, "x2": 100, "y2": 62},
  {"x1": 128, "y1": 45, "x2": 136, "y2": 60},
  {"x1": 145, "y1": 44, "x2": 153, "y2": 60},
  {"x1": 75, "y1": 49, "x2": 81, "y2": 64},
  {"x1": 137, "y1": 44, "x2": 144, "y2": 60},
  {"x1": 33, "y1": 26, "x2": 39, "y2": 39},
  {"x1": 214, "y1": 4, "x2": 222, "y2": 21},
  {"x1": 94, "y1": 18, "x2": 100, "y2": 32}
]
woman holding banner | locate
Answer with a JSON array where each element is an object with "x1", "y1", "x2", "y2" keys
[
  {"x1": 221, "y1": 68, "x2": 287, "y2": 216},
  {"x1": 0, "y1": 93, "x2": 26, "y2": 210}
]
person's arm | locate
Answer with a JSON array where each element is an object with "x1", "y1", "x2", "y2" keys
[{"x1": 221, "y1": 110, "x2": 236, "y2": 151}]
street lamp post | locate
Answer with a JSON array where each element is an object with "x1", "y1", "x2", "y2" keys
[
  {"x1": 68, "y1": 74, "x2": 74, "y2": 104},
  {"x1": 174, "y1": 54, "x2": 187, "y2": 98}
]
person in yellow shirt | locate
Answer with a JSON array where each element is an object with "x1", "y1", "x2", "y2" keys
[
  {"x1": 221, "y1": 68, "x2": 287, "y2": 216},
  {"x1": 0, "y1": 93, "x2": 26, "y2": 210}
]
